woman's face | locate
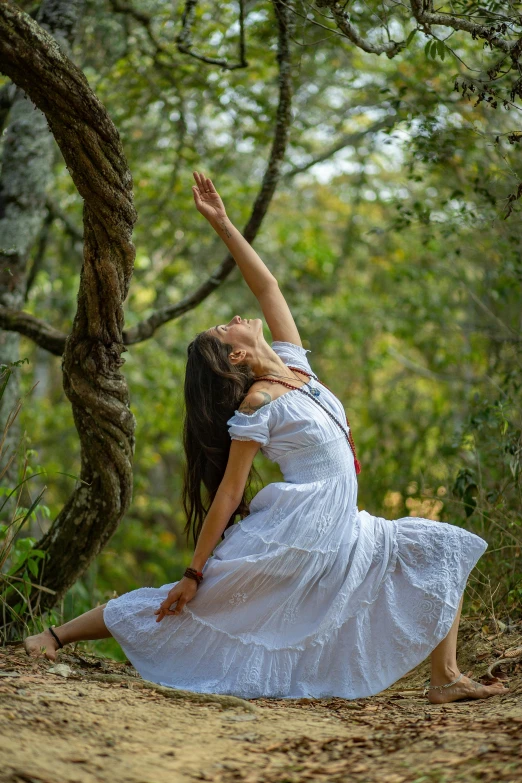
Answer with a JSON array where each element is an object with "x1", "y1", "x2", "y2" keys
[{"x1": 207, "y1": 315, "x2": 263, "y2": 351}]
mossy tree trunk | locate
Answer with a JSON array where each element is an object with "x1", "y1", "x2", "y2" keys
[{"x1": 0, "y1": 1, "x2": 137, "y2": 617}]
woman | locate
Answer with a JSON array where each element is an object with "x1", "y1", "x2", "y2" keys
[{"x1": 25, "y1": 171, "x2": 507, "y2": 704}]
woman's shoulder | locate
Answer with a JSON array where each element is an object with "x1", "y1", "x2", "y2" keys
[
  {"x1": 227, "y1": 390, "x2": 272, "y2": 446},
  {"x1": 237, "y1": 388, "x2": 273, "y2": 416}
]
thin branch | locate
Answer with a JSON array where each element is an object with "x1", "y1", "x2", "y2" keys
[
  {"x1": 277, "y1": 0, "x2": 357, "y2": 41},
  {"x1": 0, "y1": 307, "x2": 67, "y2": 355},
  {"x1": 314, "y1": 0, "x2": 405, "y2": 58},
  {"x1": 45, "y1": 196, "x2": 83, "y2": 242},
  {"x1": 109, "y1": 0, "x2": 249, "y2": 71},
  {"x1": 123, "y1": 0, "x2": 295, "y2": 345},
  {"x1": 462, "y1": 282, "x2": 521, "y2": 338},
  {"x1": 409, "y1": 0, "x2": 519, "y2": 55},
  {"x1": 0, "y1": 0, "x2": 295, "y2": 352},
  {"x1": 175, "y1": 0, "x2": 248, "y2": 70},
  {"x1": 387, "y1": 345, "x2": 508, "y2": 396},
  {"x1": 282, "y1": 117, "x2": 396, "y2": 179},
  {"x1": 108, "y1": 0, "x2": 162, "y2": 51},
  {"x1": 312, "y1": 0, "x2": 519, "y2": 62}
]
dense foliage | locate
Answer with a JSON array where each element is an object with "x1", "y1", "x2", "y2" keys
[{"x1": 1, "y1": 0, "x2": 520, "y2": 656}]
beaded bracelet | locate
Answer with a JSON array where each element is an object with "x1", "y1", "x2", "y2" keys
[{"x1": 184, "y1": 567, "x2": 204, "y2": 586}]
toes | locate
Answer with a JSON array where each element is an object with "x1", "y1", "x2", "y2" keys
[{"x1": 23, "y1": 639, "x2": 38, "y2": 658}]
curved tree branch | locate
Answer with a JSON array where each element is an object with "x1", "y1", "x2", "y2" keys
[
  {"x1": 123, "y1": 0, "x2": 294, "y2": 344},
  {"x1": 315, "y1": 0, "x2": 405, "y2": 58},
  {"x1": 314, "y1": 0, "x2": 519, "y2": 59},
  {"x1": 0, "y1": 0, "x2": 137, "y2": 613},
  {"x1": 409, "y1": 0, "x2": 517, "y2": 55},
  {"x1": 0, "y1": 110, "x2": 393, "y2": 355},
  {"x1": 45, "y1": 195, "x2": 83, "y2": 243},
  {"x1": 110, "y1": 0, "x2": 249, "y2": 71},
  {"x1": 0, "y1": 306, "x2": 66, "y2": 355},
  {"x1": 176, "y1": 0, "x2": 248, "y2": 70},
  {"x1": 282, "y1": 116, "x2": 397, "y2": 179},
  {"x1": 0, "y1": 0, "x2": 295, "y2": 352}
]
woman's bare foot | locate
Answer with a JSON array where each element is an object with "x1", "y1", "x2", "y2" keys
[
  {"x1": 427, "y1": 673, "x2": 508, "y2": 704},
  {"x1": 24, "y1": 629, "x2": 61, "y2": 661}
]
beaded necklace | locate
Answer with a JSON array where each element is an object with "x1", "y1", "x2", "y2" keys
[{"x1": 254, "y1": 366, "x2": 361, "y2": 475}]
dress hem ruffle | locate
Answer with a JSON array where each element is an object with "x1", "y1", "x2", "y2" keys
[{"x1": 103, "y1": 526, "x2": 485, "y2": 700}]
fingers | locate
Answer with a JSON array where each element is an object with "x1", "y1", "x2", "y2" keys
[
  {"x1": 157, "y1": 590, "x2": 180, "y2": 614},
  {"x1": 154, "y1": 588, "x2": 188, "y2": 621},
  {"x1": 155, "y1": 607, "x2": 175, "y2": 623},
  {"x1": 155, "y1": 606, "x2": 184, "y2": 622},
  {"x1": 193, "y1": 170, "x2": 205, "y2": 191},
  {"x1": 165, "y1": 600, "x2": 186, "y2": 616},
  {"x1": 193, "y1": 171, "x2": 212, "y2": 193}
]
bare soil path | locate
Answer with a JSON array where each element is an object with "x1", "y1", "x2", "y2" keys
[{"x1": 1, "y1": 619, "x2": 521, "y2": 783}]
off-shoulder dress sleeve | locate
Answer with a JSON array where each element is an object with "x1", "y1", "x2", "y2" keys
[
  {"x1": 227, "y1": 404, "x2": 271, "y2": 446},
  {"x1": 271, "y1": 340, "x2": 317, "y2": 378}
]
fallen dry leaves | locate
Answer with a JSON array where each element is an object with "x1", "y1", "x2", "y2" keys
[{"x1": 0, "y1": 618, "x2": 520, "y2": 783}]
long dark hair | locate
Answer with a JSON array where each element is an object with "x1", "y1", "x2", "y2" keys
[{"x1": 182, "y1": 330, "x2": 261, "y2": 548}]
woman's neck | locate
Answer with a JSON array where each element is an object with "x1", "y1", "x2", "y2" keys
[{"x1": 249, "y1": 345, "x2": 295, "y2": 379}]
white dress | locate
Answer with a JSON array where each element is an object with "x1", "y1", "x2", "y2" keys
[{"x1": 103, "y1": 341, "x2": 487, "y2": 699}]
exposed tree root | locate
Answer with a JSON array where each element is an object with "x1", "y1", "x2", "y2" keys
[
  {"x1": 82, "y1": 672, "x2": 261, "y2": 712},
  {"x1": 487, "y1": 647, "x2": 522, "y2": 680}
]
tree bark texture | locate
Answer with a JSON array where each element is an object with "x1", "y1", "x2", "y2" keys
[
  {"x1": 0, "y1": 0, "x2": 84, "y2": 482},
  {"x1": 0, "y1": 1, "x2": 137, "y2": 614}
]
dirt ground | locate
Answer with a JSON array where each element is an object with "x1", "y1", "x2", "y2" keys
[{"x1": 0, "y1": 618, "x2": 521, "y2": 783}]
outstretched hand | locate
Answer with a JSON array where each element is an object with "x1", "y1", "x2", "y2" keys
[
  {"x1": 154, "y1": 577, "x2": 199, "y2": 622},
  {"x1": 192, "y1": 170, "x2": 227, "y2": 224}
]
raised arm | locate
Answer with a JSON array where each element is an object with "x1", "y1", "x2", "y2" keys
[{"x1": 192, "y1": 171, "x2": 303, "y2": 347}]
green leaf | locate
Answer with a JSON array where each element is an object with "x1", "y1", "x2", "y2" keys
[
  {"x1": 14, "y1": 538, "x2": 36, "y2": 553},
  {"x1": 437, "y1": 40, "x2": 445, "y2": 60},
  {"x1": 28, "y1": 558, "x2": 39, "y2": 578},
  {"x1": 405, "y1": 29, "x2": 417, "y2": 48}
]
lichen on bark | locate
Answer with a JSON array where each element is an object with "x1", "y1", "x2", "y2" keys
[{"x1": 0, "y1": 0, "x2": 137, "y2": 621}]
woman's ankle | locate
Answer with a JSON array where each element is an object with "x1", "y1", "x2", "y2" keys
[{"x1": 430, "y1": 665, "x2": 461, "y2": 685}]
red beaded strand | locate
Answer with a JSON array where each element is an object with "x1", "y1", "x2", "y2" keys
[{"x1": 254, "y1": 366, "x2": 361, "y2": 475}]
